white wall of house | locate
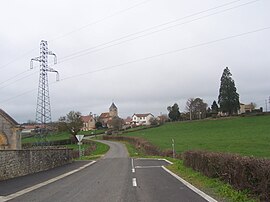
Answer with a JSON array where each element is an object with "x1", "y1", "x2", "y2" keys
[{"x1": 132, "y1": 114, "x2": 154, "y2": 126}]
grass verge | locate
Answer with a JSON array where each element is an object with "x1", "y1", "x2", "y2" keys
[
  {"x1": 124, "y1": 115, "x2": 270, "y2": 158},
  {"x1": 124, "y1": 141, "x2": 258, "y2": 202},
  {"x1": 79, "y1": 141, "x2": 110, "y2": 160}
]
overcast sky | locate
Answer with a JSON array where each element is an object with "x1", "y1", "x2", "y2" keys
[{"x1": 0, "y1": 0, "x2": 269, "y2": 123}]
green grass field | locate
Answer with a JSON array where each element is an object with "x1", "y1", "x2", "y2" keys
[
  {"x1": 21, "y1": 129, "x2": 105, "y2": 144},
  {"x1": 125, "y1": 115, "x2": 270, "y2": 158}
]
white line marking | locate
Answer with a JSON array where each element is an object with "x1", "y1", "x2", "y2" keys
[
  {"x1": 1, "y1": 161, "x2": 96, "y2": 202},
  {"x1": 158, "y1": 158, "x2": 173, "y2": 164},
  {"x1": 131, "y1": 158, "x2": 135, "y2": 173},
  {"x1": 132, "y1": 178, "x2": 137, "y2": 187},
  {"x1": 135, "y1": 166, "x2": 162, "y2": 168},
  {"x1": 136, "y1": 158, "x2": 173, "y2": 165},
  {"x1": 0, "y1": 196, "x2": 5, "y2": 202},
  {"x1": 162, "y1": 166, "x2": 218, "y2": 202}
]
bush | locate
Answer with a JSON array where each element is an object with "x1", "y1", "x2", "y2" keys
[
  {"x1": 183, "y1": 150, "x2": 270, "y2": 201},
  {"x1": 22, "y1": 139, "x2": 72, "y2": 148},
  {"x1": 71, "y1": 140, "x2": 96, "y2": 158},
  {"x1": 102, "y1": 135, "x2": 177, "y2": 158}
]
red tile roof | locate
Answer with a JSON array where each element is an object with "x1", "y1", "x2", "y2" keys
[
  {"x1": 81, "y1": 115, "x2": 93, "y2": 123},
  {"x1": 100, "y1": 112, "x2": 110, "y2": 118},
  {"x1": 133, "y1": 113, "x2": 153, "y2": 118}
]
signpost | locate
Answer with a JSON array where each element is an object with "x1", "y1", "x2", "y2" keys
[
  {"x1": 172, "y1": 138, "x2": 175, "y2": 159},
  {"x1": 75, "y1": 135, "x2": 84, "y2": 159}
]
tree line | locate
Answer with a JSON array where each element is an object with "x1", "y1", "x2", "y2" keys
[{"x1": 167, "y1": 67, "x2": 240, "y2": 121}]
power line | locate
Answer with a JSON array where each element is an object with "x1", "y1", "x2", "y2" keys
[
  {"x1": 0, "y1": 0, "x2": 152, "y2": 71},
  {"x1": 0, "y1": 0, "x2": 261, "y2": 90},
  {"x1": 57, "y1": 0, "x2": 262, "y2": 64},
  {"x1": 0, "y1": 70, "x2": 38, "y2": 90},
  {"x1": 61, "y1": 26, "x2": 270, "y2": 81},
  {"x1": 0, "y1": 48, "x2": 36, "y2": 71},
  {"x1": 49, "y1": 0, "x2": 152, "y2": 42},
  {"x1": 0, "y1": 68, "x2": 39, "y2": 86},
  {"x1": 1, "y1": 26, "x2": 269, "y2": 104}
]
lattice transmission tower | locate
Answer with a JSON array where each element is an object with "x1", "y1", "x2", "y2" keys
[{"x1": 30, "y1": 40, "x2": 59, "y2": 143}]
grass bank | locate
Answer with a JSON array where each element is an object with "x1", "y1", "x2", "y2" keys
[{"x1": 125, "y1": 115, "x2": 270, "y2": 158}]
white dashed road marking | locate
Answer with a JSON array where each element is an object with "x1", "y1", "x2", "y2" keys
[
  {"x1": 131, "y1": 158, "x2": 135, "y2": 173},
  {"x1": 132, "y1": 178, "x2": 137, "y2": 187}
]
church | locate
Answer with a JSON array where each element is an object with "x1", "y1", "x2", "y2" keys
[
  {"x1": 0, "y1": 109, "x2": 21, "y2": 150},
  {"x1": 99, "y1": 103, "x2": 118, "y2": 128}
]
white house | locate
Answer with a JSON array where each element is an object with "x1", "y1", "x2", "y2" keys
[{"x1": 132, "y1": 113, "x2": 154, "y2": 126}]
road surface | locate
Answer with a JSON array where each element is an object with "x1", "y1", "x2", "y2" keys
[{"x1": 0, "y1": 140, "x2": 216, "y2": 202}]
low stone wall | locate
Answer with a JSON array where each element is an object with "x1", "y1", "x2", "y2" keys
[{"x1": 0, "y1": 148, "x2": 73, "y2": 181}]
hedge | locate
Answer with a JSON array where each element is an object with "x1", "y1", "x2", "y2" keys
[
  {"x1": 183, "y1": 150, "x2": 270, "y2": 201},
  {"x1": 71, "y1": 139, "x2": 96, "y2": 159},
  {"x1": 102, "y1": 135, "x2": 175, "y2": 157}
]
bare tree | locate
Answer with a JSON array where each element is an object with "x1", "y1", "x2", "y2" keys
[
  {"x1": 186, "y1": 98, "x2": 208, "y2": 120},
  {"x1": 110, "y1": 117, "x2": 123, "y2": 131},
  {"x1": 58, "y1": 111, "x2": 83, "y2": 141}
]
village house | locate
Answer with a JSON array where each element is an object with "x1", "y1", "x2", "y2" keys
[
  {"x1": 81, "y1": 114, "x2": 96, "y2": 131},
  {"x1": 239, "y1": 103, "x2": 254, "y2": 114},
  {"x1": 0, "y1": 109, "x2": 21, "y2": 150},
  {"x1": 123, "y1": 117, "x2": 132, "y2": 125},
  {"x1": 132, "y1": 113, "x2": 154, "y2": 126}
]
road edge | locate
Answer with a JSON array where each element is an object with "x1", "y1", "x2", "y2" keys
[
  {"x1": 0, "y1": 161, "x2": 96, "y2": 202},
  {"x1": 162, "y1": 166, "x2": 218, "y2": 202}
]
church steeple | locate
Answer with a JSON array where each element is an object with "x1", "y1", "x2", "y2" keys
[{"x1": 109, "y1": 102, "x2": 118, "y2": 118}]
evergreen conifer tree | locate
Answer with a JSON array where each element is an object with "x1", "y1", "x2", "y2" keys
[{"x1": 218, "y1": 67, "x2": 240, "y2": 115}]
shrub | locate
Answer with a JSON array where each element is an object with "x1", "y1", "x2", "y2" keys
[
  {"x1": 71, "y1": 140, "x2": 96, "y2": 158},
  {"x1": 103, "y1": 135, "x2": 170, "y2": 157},
  {"x1": 183, "y1": 150, "x2": 270, "y2": 201}
]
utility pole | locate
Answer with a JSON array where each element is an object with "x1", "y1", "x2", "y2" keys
[
  {"x1": 265, "y1": 99, "x2": 268, "y2": 112},
  {"x1": 31, "y1": 40, "x2": 59, "y2": 144},
  {"x1": 269, "y1": 96, "x2": 270, "y2": 112}
]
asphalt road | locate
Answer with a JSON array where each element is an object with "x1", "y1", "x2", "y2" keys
[{"x1": 0, "y1": 140, "x2": 216, "y2": 202}]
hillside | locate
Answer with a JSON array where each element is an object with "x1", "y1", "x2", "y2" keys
[{"x1": 125, "y1": 115, "x2": 270, "y2": 158}]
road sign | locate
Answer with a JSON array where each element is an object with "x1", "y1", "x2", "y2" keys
[
  {"x1": 75, "y1": 135, "x2": 84, "y2": 159},
  {"x1": 75, "y1": 135, "x2": 84, "y2": 142}
]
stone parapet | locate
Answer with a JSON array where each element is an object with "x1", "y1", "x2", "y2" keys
[{"x1": 0, "y1": 148, "x2": 73, "y2": 181}]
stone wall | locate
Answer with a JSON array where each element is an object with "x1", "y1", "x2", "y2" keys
[{"x1": 0, "y1": 148, "x2": 73, "y2": 181}]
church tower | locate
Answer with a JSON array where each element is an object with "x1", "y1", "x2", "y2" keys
[{"x1": 109, "y1": 102, "x2": 118, "y2": 118}]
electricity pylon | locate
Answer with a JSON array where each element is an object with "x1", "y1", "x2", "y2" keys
[{"x1": 30, "y1": 40, "x2": 59, "y2": 144}]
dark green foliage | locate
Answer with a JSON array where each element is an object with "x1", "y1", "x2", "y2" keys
[
  {"x1": 183, "y1": 150, "x2": 270, "y2": 201},
  {"x1": 218, "y1": 67, "x2": 240, "y2": 115},
  {"x1": 211, "y1": 100, "x2": 219, "y2": 114},
  {"x1": 95, "y1": 121, "x2": 103, "y2": 129},
  {"x1": 167, "y1": 103, "x2": 181, "y2": 121}
]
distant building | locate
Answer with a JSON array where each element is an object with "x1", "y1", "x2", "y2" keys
[
  {"x1": 99, "y1": 103, "x2": 118, "y2": 128},
  {"x1": 0, "y1": 109, "x2": 21, "y2": 150},
  {"x1": 132, "y1": 113, "x2": 154, "y2": 126},
  {"x1": 157, "y1": 114, "x2": 169, "y2": 123},
  {"x1": 21, "y1": 124, "x2": 36, "y2": 137},
  {"x1": 81, "y1": 114, "x2": 96, "y2": 131},
  {"x1": 123, "y1": 117, "x2": 132, "y2": 125},
  {"x1": 239, "y1": 103, "x2": 256, "y2": 114}
]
